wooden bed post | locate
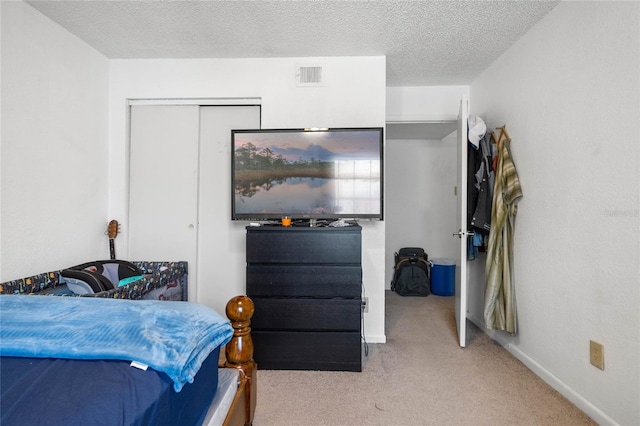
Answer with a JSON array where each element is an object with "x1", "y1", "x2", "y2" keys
[{"x1": 224, "y1": 295, "x2": 257, "y2": 426}]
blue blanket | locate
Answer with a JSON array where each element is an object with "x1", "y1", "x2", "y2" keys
[{"x1": 0, "y1": 295, "x2": 233, "y2": 391}]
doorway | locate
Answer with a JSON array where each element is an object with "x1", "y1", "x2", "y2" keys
[{"x1": 384, "y1": 121, "x2": 458, "y2": 288}]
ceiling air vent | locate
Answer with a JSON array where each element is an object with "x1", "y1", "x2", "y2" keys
[{"x1": 296, "y1": 64, "x2": 325, "y2": 87}]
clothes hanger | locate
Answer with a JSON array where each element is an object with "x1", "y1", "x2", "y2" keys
[
  {"x1": 490, "y1": 125, "x2": 510, "y2": 169},
  {"x1": 491, "y1": 125, "x2": 511, "y2": 148}
]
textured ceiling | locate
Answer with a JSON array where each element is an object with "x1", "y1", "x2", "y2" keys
[{"x1": 26, "y1": 0, "x2": 559, "y2": 86}]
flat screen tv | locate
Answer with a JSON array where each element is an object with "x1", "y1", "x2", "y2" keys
[{"x1": 231, "y1": 127, "x2": 383, "y2": 221}]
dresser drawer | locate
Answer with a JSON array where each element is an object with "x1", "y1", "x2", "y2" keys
[
  {"x1": 251, "y1": 298, "x2": 361, "y2": 331},
  {"x1": 247, "y1": 265, "x2": 361, "y2": 297},
  {"x1": 246, "y1": 227, "x2": 361, "y2": 264},
  {"x1": 252, "y1": 330, "x2": 362, "y2": 371}
]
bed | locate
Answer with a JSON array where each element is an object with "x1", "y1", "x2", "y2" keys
[{"x1": 0, "y1": 293, "x2": 257, "y2": 426}]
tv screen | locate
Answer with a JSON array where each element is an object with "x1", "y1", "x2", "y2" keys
[{"x1": 231, "y1": 127, "x2": 383, "y2": 221}]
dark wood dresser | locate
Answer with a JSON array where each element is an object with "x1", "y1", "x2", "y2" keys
[{"x1": 246, "y1": 225, "x2": 362, "y2": 371}]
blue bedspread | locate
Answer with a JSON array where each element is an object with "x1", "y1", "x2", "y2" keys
[{"x1": 0, "y1": 295, "x2": 233, "y2": 391}]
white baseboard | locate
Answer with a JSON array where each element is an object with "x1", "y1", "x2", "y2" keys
[
  {"x1": 468, "y1": 317, "x2": 617, "y2": 425},
  {"x1": 363, "y1": 334, "x2": 386, "y2": 344}
]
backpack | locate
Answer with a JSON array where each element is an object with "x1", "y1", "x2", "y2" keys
[{"x1": 390, "y1": 247, "x2": 430, "y2": 297}]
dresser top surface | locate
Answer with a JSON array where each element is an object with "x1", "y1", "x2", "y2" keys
[{"x1": 246, "y1": 224, "x2": 362, "y2": 232}]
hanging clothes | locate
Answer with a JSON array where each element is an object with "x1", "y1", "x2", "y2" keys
[
  {"x1": 484, "y1": 136, "x2": 522, "y2": 334},
  {"x1": 470, "y1": 133, "x2": 494, "y2": 234}
]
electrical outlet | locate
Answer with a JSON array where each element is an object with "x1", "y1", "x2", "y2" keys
[
  {"x1": 590, "y1": 340, "x2": 604, "y2": 370},
  {"x1": 362, "y1": 297, "x2": 369, "y2": 313}
]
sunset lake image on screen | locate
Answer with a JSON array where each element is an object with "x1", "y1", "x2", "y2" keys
[{"x1": 232, "y1": 129, "x2": 382, "y2": 218}]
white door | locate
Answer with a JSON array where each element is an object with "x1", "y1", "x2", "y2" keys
[
  {"x1": 197, "y1": 106, "x2": 260, "y2": 315},
  {"x1": 129, "y1": 105, "x2": 200, "y2": 300},
  {"x1": 454, "y1": 96, "x2": 470, "y2": 347}
]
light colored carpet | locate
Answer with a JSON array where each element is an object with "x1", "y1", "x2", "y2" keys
[{"x1": 252, "y1": 291, "x2": 595, "y2": 426}]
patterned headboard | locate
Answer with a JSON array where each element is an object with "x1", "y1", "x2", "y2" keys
[{"x1": 0, "y1": 261, "x2": 188, "y2": 301}]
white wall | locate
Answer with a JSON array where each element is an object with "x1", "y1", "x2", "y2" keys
[
  {"x1": 109, "y1": 57, "x2": 388, "y2": 342},
  {"x1": 0, "y1": 1, "x2": 109, "y2": 280},
  {"x1": 386, "y1": 85, "x2": 469, "y2": 122},
  {"x1": 471, "y1": 3, "x2": 639, "y2": 425}
]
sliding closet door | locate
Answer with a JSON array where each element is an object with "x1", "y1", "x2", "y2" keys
[
  {"x1": 197, "y1": 106, "x2": 260, "y2": 315},
  {"x1": 129, "y1": 105, "x2": 200, "y2": 300},
  {"x1": 130, "y1": 104, "x2": 260, "y2": 306}
]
